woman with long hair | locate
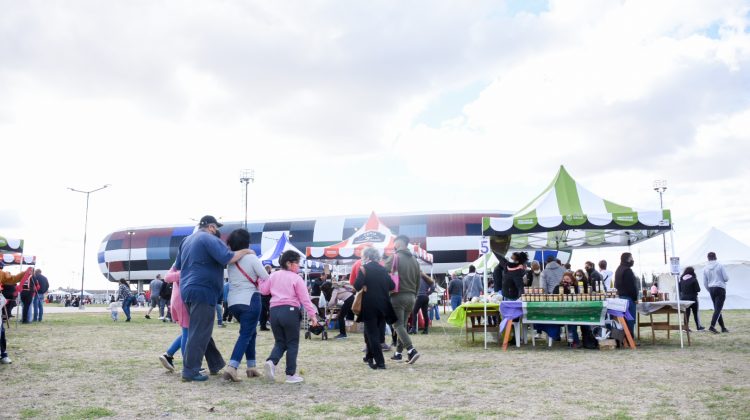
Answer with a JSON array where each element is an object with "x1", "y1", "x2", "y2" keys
[
  {"x1": 680, "y1": 266, "x2": 704, "y2": 331},
  {"x1": 117, "y1": 279, "x2": 133, "y2": 322}
]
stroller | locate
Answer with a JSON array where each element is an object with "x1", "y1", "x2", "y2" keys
[{"x1": 303, "y1": 308, "x2": 328, "y2": 340}]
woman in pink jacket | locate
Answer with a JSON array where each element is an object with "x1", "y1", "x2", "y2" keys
[
  {"x1": 159, "y1": 266, "x2": 189, "y2": 372},
  {"x1": 261, "y1": 250, "x2": 319, "y2": 384}
]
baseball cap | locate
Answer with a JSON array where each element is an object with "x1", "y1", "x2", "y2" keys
[{"x1": 198, "y1": 215, "x2": 223, "y2": 228}]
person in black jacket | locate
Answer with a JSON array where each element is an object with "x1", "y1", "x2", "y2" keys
[
  {"x1": 354, "y1": 247, "x2": 397, "y2": 370},
  {"x1": 32, "y1": 269, "x2": 49, "y2": 322},
  {"x1": 614, "y1": 252, "x2": 639, "y2": 336},
  {"x1": 497, "y1": 252, "x2": 529, "y2": 300},
  {"x1": 679, "y1": 267, "x2": 704, "y2": 331}
]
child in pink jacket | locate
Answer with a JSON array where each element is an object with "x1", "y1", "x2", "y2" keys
[{"x1": 159, "y1": 267, "x2": 188, "y2": 373}]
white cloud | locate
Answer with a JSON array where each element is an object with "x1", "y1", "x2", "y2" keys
[{"x1": 1, "y1": 0, "x2": 749, "y2": 288}]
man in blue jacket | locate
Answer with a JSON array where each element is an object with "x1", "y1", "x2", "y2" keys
[
  {"x1": 32, "y1": 269, "x2": 49, "y2": 322},
  {"x1": 175, "y1": 216, "x2": 251, "y2": 382}
]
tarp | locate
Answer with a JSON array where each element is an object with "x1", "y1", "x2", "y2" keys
[
  {"x1": 448, "y1": 250, "x2": 572, "y2": 275},
  {"x1": 306, "y1": 212, "x2": 433, "y2": 263},
  {"x1": 682, "y1": 227, "x2": 750, "y2": 310},
  {"x1": 1, "y1": 253, "x2": 36, "y2": 265},
  {"x1": 482, "y1": 166, "x2": 672, "y2": 249},
  {"x1": 260, "y1": 233, "x2": 306, "y2": 267},
  {"x1": 0, "y1": 236, "x2": 23, "y2": 254}
]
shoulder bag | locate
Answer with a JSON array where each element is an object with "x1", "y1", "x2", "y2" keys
[{"x1": 352, "y1": 266, "x2": 367, "y2": 315}]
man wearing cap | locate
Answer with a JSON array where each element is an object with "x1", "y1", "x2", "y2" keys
[{"x1": 175, "y1": 216, "x2": 252, "y2": 382}]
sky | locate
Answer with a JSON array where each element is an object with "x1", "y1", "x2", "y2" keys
[{"x1": 1, "y1": 0, "x2": 749, "y2": 291}]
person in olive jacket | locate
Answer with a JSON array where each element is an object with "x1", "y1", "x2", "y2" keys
[
  {"x1": 679, "y1": 267, "x2": 704, "y2": 331},
  {"x1": 354, "y1": 247, "x2": 397, "y2": 370}
]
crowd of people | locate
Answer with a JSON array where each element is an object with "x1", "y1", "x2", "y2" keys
[{"x1": 112, "y1": 216, "x2": 433, "y2": 382}]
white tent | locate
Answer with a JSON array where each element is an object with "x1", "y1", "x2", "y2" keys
[{"x1": 682, "y1": 227, "x2": 750, "y2": 310}]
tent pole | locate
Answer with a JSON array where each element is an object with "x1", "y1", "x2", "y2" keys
[
  {"x1": 483, "y1": 250, "x2": 488, "y2": 350},
  {"x1": 669, "y1": 228, "x2": 684, "y2": 349}
]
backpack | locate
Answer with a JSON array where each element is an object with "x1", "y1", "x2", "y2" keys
[{"x1": 159, "y1": 282, "x2": 173, "y2": 299}]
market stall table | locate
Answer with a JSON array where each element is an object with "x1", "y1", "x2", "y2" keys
[
  {"x1": 499, "y1": 299, "x2": 636, "y2": 351},
  {"x1": 447, "y1": 302, "x2": 501, "y2": 344},
  {"x1": 637, "y1": 301, "x2": 694, "y2": 346}
]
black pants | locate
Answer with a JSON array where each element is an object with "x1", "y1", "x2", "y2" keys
[
  {"x1": 183, "y1": 302, "x2": 225, "y2": 378},
  {"x1": 222, "y1": 301, "x2": 233, "y2": 322},
  {"x1": 259, "y1": 295, "x2": 271, "y2": 329},
  {"x1": 268, "y1": 305, "x2": 301, "y2": 376},
  {"x1": 0, "y1": 325, "x2": 6, "y2": 357},
  {"x1": 339, "y1": 295, "x2": 355, "y2": 335},
  {"x1": 410, "y1": 295, "x2": 429, "y2": 332},
  {"x1": 363, "y1": 316, "x2": 386, "y2": 367},
  {"x1": 709, "y1": 287, "x2": 726, "y2": 329},
  {"x1": 20, "y1": 291, "x2": 33, "y2": 323},
  {"x1": 683, "y1": 297, "x2": 701, "y2": 329}
]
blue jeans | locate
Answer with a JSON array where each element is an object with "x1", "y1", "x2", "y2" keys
[
  {"x1": 167, "y1": 327, "x2": 189, "y2": 358},
  {"x1": 216, "y1": 304, "x2": 224, "y2": 325},
  {"x1": 33, "y1": 295, "x2": 44, "y2": 322},
  {"x1": 620, "y1": 296, "x2": 636, "y2": 338},
  {"x1": 122, "y1": 296, "x2": 133, "y2": 320},
  {"x1": 567, "y1": 326, "x2": 580, "y2": 345},
  {"x1": 228, "y1": 293, "x2": 262, "y2": 368},
  {"x1": 429, "y1": 305, "x2": 440, "y2": 321},
  {"x1": 450, "y1": 295, "x2": 462, "y2": 311}
]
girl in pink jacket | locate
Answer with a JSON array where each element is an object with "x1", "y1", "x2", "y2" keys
[{"x1": 159, "y1": 266, "x2": 188, "y2": 372}]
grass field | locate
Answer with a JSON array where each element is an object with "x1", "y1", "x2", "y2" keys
[{"x1": 2, "y1": 309, "x2": 749, "y2": 419}]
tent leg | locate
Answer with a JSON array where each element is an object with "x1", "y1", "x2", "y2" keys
[{"x1": 669, "y1": 228, "x2": 684, "y2": 349}]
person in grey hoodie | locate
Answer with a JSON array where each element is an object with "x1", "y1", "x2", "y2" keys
[
  {"x1": 703, "y1": 252, "x2": 730, "y2": 334},
  {"x1": 541, "y1": 256, "x2": 564, "y2": 294}
]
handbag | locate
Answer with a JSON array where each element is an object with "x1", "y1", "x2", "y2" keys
[
  {"x1": 390, "y1": 253, "x2": 400, "y2": 293},
  {"x1": 352, "y1": 286, "x2": 367, "y2": 315}
]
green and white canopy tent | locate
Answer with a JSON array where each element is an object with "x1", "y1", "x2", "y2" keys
[{"x1": 482, "y1": 166, "x2": 672, "y2": 250}]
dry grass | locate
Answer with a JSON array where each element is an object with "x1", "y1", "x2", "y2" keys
[{"x1": 2, "y1": 309, "x2": 749, "y2": 419}]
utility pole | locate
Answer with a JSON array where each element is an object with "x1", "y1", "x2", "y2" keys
[
  {"x1": 240, "y1": 169, "x2": 255, "y2": 229},
  {"x1": 653, "y1": 180, "x2": 668, "y2": 265}
]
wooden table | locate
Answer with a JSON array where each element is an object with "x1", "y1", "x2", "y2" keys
[{"x1": 637, "y1": 301, "x2": 693, "y2": 346}]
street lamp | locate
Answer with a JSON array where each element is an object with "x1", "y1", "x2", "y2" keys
[
  {"x1": 240, "y1": 169, "x2": 255, "y2": 229},
  {"x1": 68, "y1": 184, "x2": 111, "y2": 309},
  {"x1": 127, "y1": 230, "x2": 135, "y2": 284},
  {"x1": 653, "y1": 179, "x2": 668, "y2": 265}
]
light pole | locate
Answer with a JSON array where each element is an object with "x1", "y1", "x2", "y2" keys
[
  {"x1": 127, "y1": 230, "x2": 135, "y2": 285},
  {"x1": 68, "y1": 184, "x2": 110, "y2": 309},
  {"x1": 240, "y1": 169, "x2": 255, "y2": 229},
  {"x1": 653, "y1": 179, "x2": 668, "y2": 265}
]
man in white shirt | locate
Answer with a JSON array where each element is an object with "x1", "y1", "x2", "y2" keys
[{"x1": 598, "y1": 260, "x2": 613, "y2": 292}]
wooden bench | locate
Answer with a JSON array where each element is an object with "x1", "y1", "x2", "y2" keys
[{"x1": 465, "y1": 306, "x2": 500, "y2": 345}]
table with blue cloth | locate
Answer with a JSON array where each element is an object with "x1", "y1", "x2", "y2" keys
[{"x1": 498, "y1": 299, "x2": 635, "y2": 350}]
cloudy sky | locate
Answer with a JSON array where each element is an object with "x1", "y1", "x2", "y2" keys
[{"x1": 1, "y1": 0, "x2": 749, "y2": 290}]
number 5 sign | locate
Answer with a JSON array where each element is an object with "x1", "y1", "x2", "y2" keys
[{"x1": 480, "y1": 237, "x2": 490, "y2": 255}]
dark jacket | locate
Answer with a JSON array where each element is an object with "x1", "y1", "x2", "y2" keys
[
  {"x1": 587, "y1": 269, "x2": 603, "y2": 292},
  {"x1": 448, "y1": 278, "x2": 463, "y2": 297},
  {"x1": 679, "y1": 274, "x2": 701, "y2": 300},
  {"x1": 498, "y1": 255, "x2": 525, "y2": 300},
  {"x1": 35, "y1": 274, "x2": 49, "y2": 295},
  {"x1": 354, "y1": 261, "x2": 397, "y2": 324},
  {"x1": 386, "y1": 249, "x2": 421, "y2": 295},
  {"x1": 614, "y1": 264, "x2": 639, "y2": 301}
]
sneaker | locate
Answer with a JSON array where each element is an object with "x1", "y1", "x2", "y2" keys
[
  {"x1": 421, "y1": 330, "x2": 429, "y2": 335},
  {"x1": 165, "y1": 318, "x2": 172, "y2": 323},
  {"x1": 246, "y1": 367, "x2": 261, "y2": 378},
  {"x1": 333, "y1": 334, "x2": 347, "y2": 340},
  {"x1": 158, "y1": 316, "x2": 165, "y2": 320},
  {"x1": 381, "y1": 343, "x2": 392, "y2": 352},
  {"x1": 264, "y1": 360, "x2": 276, "y2": 382},
  {"x1": 407, "y1": 349, "x2": 420, "y2": 364},
  {"x1": 697, "y1": 326, "x2": 705, "y2": 331},
  {"x1": 708, "y1": 327, "x2": 719, "y2": 334},
  {"x1": 390, "y1": 353, "x2": 403, "y2": 362},
  {"x1": 125, "y1": 318, "x2": 131, "y2": 322},
  {"x1": 223, "y1": 366, "x2": 241, "y2": 382},
  {"x1": 285, "y1": 374, "x2": 304, "y2": 384},
  {"x1": 0, "y1": 356, "x2": 11, "y2": 364},
  {"x1": 361, "y1": 346, "x2": 367, "y2": 352},
  {"x1": 721, "y1": 328, "x2": 730, "y2": 333},
  {"x1": 159, "y1": 354, "x2": 175, "y2": 372},
  {"x1": 218, "y1": 324, "x2": 226, "y2": 328},
  {"x1": 181, "y1": 374, "x2": 209, "y2": 382},
  {"x1": 145, "y1": 315, "x2": 151, "y2": 319}
]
